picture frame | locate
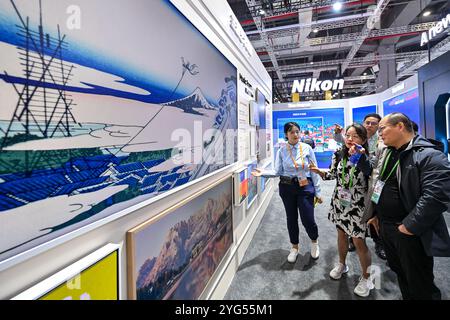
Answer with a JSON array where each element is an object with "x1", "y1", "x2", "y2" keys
[
  {"x1": 233, "y1": 167, "x2": 248, "y2": 206},
  {"x1": 257, "y1": 162, "x2": 272, "y2": 194},
  {"x1": 249, "y1": 100, "x2": 260, "y2": 126},
  {"x1": 250, "y1": 129, "x2": 257, "y2": 157},
  {"x1": 127, "y1": 176, "x2": 233, "y2": 300},
  {"x1": 12, "y1": 243, "x2": 121, "y2": 300},
  {"x1": 246, "y1": 162, "x2": 258, "y2": 209}
]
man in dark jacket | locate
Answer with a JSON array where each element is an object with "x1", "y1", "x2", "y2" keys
[{"x1": 370, "y1": 112, "x2": 450, "y2": 300}]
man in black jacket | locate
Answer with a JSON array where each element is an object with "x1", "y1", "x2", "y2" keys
[{"x1": 369, "y1": 112, "x2": 450, "y2": 300}]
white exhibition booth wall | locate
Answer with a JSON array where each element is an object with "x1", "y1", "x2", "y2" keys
[
  {"x1": 0, "y1": 0, "x2": 273, "y2": 300},
  {"x1": 273, "y1": 75, "x2": 419, "y2": 168}
]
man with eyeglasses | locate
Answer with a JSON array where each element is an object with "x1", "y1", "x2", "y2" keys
[
  {"x1": 367, "y1": 112, "x2": 450, "y2": 300},
  {"x1": 334, "y1": 114, "x2": 386, "y2": 259}
]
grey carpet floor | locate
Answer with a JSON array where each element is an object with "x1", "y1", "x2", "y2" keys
[{"x1": 225, "y1": 180, "x2": 450, "y2": 300}]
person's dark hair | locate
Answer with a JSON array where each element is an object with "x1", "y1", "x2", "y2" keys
[
  {"x1": 385, "y1": 112, "x2": 414, "y2": 133},
  {"x1": 304, "y1": 130, "x2": 310, "y2": 136},
  {"x1": 284, "y1": 122, "x2": 300, "y2": 140},
  {"x1": 340, "y1": 123, "x2": 369, "y2": 160},
  {"x1": 363, "y1": 113, "x2": 381, "y2": 122},
  {"x1": 411, "y1": 121, "x2": 419, "y2": 134}
]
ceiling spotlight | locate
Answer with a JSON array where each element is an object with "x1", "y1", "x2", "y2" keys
[
  {"x1": 310, "y1": 61, "x2": 314, "y2": 65},
  {"x1": 423, "y1": 11, "x2": 431, "y2": 17},
  {"x1": 313, "y1": 28, "x2": 319, "y2": 33},
  {"x1": 363, "y1": 72, "x2": 367, "y2": 76},
  {"x1": 333, "y1": 2, "x2": 343, "y2": 12}
]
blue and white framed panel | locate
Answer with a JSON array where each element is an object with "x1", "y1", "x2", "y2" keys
[
  {"x1": 246, "y1": 161, "x2": 258, "y2": 209},
  {"x1": 257, "y1": 162, "x2": 272, "y2": 194},
  {"x1": 352, "y1": 105, "x2": 377, "y2": 125}
]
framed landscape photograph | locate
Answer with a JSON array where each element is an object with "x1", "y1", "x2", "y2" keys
[{"x1": 127, "y1": 176, "x2": 233, "y2": 300}]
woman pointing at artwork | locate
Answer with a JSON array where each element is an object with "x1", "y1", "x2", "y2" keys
[
  {"x1": 252, "y1": 122, "x2": 323, "y2": 263},
  {"x1": 309, "y1": 124, "x2": 374, "y2": 297}
]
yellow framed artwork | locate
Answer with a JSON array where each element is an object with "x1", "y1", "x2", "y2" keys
[{"x1": 12, "y1": 243, "x2": 120, "y2": 300}]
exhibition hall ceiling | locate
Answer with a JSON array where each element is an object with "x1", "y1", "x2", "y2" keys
[{"x1": 227, "y1": 0, "x2": 450, "y2": 101}]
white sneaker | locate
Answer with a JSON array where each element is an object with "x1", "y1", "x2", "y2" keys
[
  {"x1": 329, "y1": 263, "x2": 349, "y2": 280},
  {"x1": 354, "y1": 276, "x2": 375, "y2": 297},
  {"x1": 311, "y1": 241, "x2": 319, "y2": 259},
  {"x1": 287, "y1": 247, "x2": 299, "y2": 263}
]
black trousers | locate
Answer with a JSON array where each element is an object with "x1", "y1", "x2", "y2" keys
[
  {"x1": 279, "y1": 179, "x2": 318, "y2": 244},
  {"x1": 380, "y1": 221, "x2": 441, "y2": 300},
  {"x1": 369, "y1": 224, "x2": 382, "y2": 244}
]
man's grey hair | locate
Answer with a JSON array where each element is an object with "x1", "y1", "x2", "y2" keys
[{"x1": 384, "y1": 112, "x2": 414, "y2": 133}]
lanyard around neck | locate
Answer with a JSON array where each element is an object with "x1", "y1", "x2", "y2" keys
[
  {"x1": 341, "y1": 158, "x2": 356, "y2": 189},
  {"x1": 287, "y1": 143, "x2": 305, "y2": 170},
  {"x1": 380, "y1": 150, "x2": 400, "y2": 181}
]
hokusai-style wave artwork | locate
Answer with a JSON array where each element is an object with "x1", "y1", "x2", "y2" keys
[
  {"x1": 127, "y1": 176, "x2": 233, "y2": 300},
  {"x1": 0, "y1": 0, "x2": 237, "y2": 262}
]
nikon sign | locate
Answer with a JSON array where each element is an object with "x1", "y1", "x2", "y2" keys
[{"x1": 291, "y1": 78, "x2": 344, "y2": 94}]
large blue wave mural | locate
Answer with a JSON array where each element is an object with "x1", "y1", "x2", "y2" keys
[{"x1": 0, "y1": 0, "x2": 237, "y2": 262}]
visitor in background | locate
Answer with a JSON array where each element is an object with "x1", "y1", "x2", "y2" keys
[{"x1": 302, "y1": 130, "x2": 316, "y2": 149}]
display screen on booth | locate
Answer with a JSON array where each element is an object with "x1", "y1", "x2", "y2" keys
[
  {"x1": 352, "y1": 105, "x2": 377, "y2": 125},
  {"x1": 383, "y1": 88, "x2": 420, "y2": 133},
  {"x1": 273, "y1": 108, "x2": 344, "y2": 168}
]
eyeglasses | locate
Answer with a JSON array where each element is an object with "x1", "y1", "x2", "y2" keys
[
  {"x1": 364, "y1": 120, "x2": 379, "y2": 126},
  {"x1": 345, "y1": 134, "x2": 360, "y2": 140}
]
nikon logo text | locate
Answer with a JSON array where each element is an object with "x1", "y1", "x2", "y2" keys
[{"x1": 291, "y1": 78, "x2": 344, "y2": 93}]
